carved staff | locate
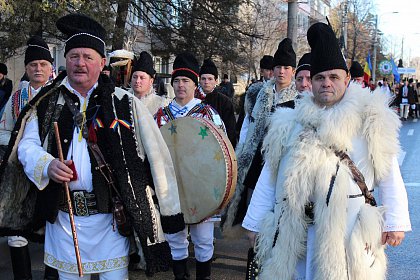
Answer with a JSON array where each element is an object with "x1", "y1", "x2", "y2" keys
[
  {"x1": 53, "y1": 122, "x2": 83, "y2": 277},
  {"x1": 124, "y1": 58, "x2": 132, "y2": 88}
]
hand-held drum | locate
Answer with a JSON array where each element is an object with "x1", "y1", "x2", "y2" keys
[{"x1": 160, "y1": 117, "x2": 237, "y2": 224}]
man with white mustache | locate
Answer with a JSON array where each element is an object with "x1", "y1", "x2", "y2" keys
[
  {"x1": 0, "y1": 35, "x2": 58, "y2": 280},
  {"x1": 0, "y1": 14, "x2": 185, "y2": 280}
]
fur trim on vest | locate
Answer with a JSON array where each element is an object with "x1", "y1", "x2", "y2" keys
[
  {"x1": 244, "y1": 81, "x2": 264, "y2": 116},
  {"x1": 256, "y1": 83, "x2": 400, "y2": 280},
  {"x1": 0, "y1": 74, "x2": 185, "y2": 274},
  {"x1": 224, "y1": 80, "x2": 297, "y2": 231}
]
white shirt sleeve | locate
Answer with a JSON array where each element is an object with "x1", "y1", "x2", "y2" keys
[
  {"x1": 238, "y1": 113, "x2": 250, "y2": 144},
  {"x1": 378, "y1": 156, "x2": 412, "y2": 232},
  {"x1": 0, "y1": 96, "x2": 14, "y2": 145},
  {"x1": 242, "y1": 163, "x2": 276, "y2": 232},
  {"x1": 17, "y1": 113, "x2": 54, "y2": 190}
]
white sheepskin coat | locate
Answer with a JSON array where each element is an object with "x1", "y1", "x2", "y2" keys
[{"x1": 256, "y1": 83, "x2": 401, "y2": 280}]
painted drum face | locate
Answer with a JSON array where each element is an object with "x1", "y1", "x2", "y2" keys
[{"x1": 160, "y1": 117, "x2": 237, "y2": 224}]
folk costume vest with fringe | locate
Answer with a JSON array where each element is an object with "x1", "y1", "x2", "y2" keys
[
  {"x1": 224, "y1": 79, "x2": 297, "y2": 228},
  {"x1": 0, "y1": 73, "x2": 184, "y2": 275},
  {"x1": 0, "y1": 81, "x2": 52, "y2": 149},
  {"x1": 255, "y1": 83, "x2": 402, "y2": 280}
]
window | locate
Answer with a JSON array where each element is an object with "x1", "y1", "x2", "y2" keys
[
  {"x1": 152, "y1": 0, "x2": 181, "y2": 27},
  {"x1": 130, "y1": 0, "x2": 144, "y2": 26}
]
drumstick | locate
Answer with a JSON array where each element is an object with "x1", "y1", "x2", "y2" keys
[{"x1": 53, "y1": 122, "x2": 83, "y2": 277}]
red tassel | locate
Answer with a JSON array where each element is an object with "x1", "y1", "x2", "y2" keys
[
  {"x1": 68, "y1": 161, "x2": 78, "y2": 181},
  {"x1": 88, "y1": 123, "x2": 97, "y2": 143}
]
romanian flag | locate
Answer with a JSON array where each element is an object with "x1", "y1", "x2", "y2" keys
[
  {"x1": 363, "y1": 53, "x2": 372, "y2": 84},
  {"x1": 110, "y1": 118, "x2": 132, "y2": 131}
]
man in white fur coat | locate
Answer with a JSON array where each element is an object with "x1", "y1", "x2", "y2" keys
[{"x1": 242, "y1": 22, "x2": 411, "y2": 280}]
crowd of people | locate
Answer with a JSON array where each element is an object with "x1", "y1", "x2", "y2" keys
[
  {"x1": 346, "y1": 59, "x2": 420, "y2": 121},
  {"x1": 0, "y1": 13, "x2": 412, "y2": 280}
]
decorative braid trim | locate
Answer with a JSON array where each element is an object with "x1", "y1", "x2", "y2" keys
[
  {"x1": 171, "y1": 68, "x2": 199, "y2": 77},
  {"x1": 66, "y1": 33, "x2": 105, "y2": 46},
  {"x1": 34, "y1": 154, "x2": 54, "y2": 187},
  {"x1": 28, "y1": 44, "x2": 50, "y2": 52},
  {"x1": 44, "y1": 252, "x2": 129, "y2": 273}
]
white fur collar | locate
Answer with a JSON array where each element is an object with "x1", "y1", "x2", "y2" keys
[{"x1": 264, "y1": 82, "x2": 400, "y2": 183}]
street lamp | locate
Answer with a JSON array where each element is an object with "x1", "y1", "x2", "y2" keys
[{"x1": 372, "y1": 11, "x2": 399, "y2": 82}]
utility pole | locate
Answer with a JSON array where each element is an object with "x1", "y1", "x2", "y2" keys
[
  {"x1": 372, "y1": 15, "x2": 378, "y2": 83},
  {"x1": 401, "y1": 36, "x2": 404, "y2": 66},
  {"x1": 408, "y1": 48, "x2": 411, "y2": 67},
  {"x1": 342, "y1": 0, "x2": 349, "y2": 58},
  {"x1": 287, "y1": 0, "x2": 298, "y2": 51}
]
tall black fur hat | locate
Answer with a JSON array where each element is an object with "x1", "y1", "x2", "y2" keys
[
  {"x1": 24, "y1": 36, "x2": 53, "y2": 65},
  {"x1": 260, "y1": 55, "x2": 274, "y2": 70},
  {"x1": 0, "y1": 63, "x2": 7, "y2": 75},
  {"x1": 171, "y1": 52, "x2": 199, "y2": 86},
  {"x1": 56, "y1": 14, "x2": 107, "y2": 57},
  {"x1": 295, "y1": 53, "x2": 311, "y2": 77},
  {"x1": 349, "y1": 61, "x2": 364, "y2": 78},
  {"x1": 132, "y1": 51, "x2": 156, "y2": 77},
  {"x1": 199, "y1": 58, "x2": 218, "y2": 78},
  {"x1": 273, "y1": 38, "x2": 296, "y2": 68},
  {"x1": 307, "y1": 22, "x2": 348, "y2": 77}
]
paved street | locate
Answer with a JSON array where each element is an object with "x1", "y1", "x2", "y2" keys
[
  {"x1": 0, "y1": 115, "x2": 419, "y2": 279},
  {"x1": 0, "y1": 227, "x2": 248, "y2": 280},
  {"x1": 387, "y1": 117, "x2": 420, "y2": 280}
]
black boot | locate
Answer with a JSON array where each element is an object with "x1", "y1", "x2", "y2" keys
[
  {"x1": 44, "y1": 265, "x2": 59, "y2": 280},
  {"x1": 173, "y1": 258, "x2": 190, "y2": 280},
  {"x1": 9, "y1": 245, "x2": 32, "y2": 280},
  {"x1": 196, "y1": 259, "x2": 212, "y2": 280}
]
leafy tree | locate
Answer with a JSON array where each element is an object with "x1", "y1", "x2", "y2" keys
[
  {"x1": 0, "y1": 0, "x2": 286, "y2": 81},
  {"x1": 127, "y1": 0, "x2": 260, "y2": 66},
  {"x1": 0, "y1": 0, "x2": 114, "y2": 60},
  {"x1": 329, "y1": 0, "x2": 375, "y2": 63},
  {"x1": 237, "y1": 0, "x2": 288, "y2": 83}
]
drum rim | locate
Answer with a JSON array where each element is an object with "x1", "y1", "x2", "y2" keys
[
  {"x1": 160, "y1": 116, "x2": 237, "y2": 224},
  {"x1": 197, "y1": 118, "x2": 237, "y2": 212}
]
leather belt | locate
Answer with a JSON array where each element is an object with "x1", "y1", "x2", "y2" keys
[{"x1": 59, "y1": 190, "x2": 100, "y2": 216}]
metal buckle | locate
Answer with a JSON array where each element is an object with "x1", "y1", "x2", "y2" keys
[{"x1": 73, "y1": 191, "x2": 90, "y2": 217}]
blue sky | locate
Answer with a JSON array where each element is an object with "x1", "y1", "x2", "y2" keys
[{"x1": 375, "y1": 0, "x2": 420, "y2": 62}]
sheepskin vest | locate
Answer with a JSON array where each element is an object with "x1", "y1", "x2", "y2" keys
[
  {"x1": 256, "y1": 83, "x2": 401, "y2": 280},
  {"x1": 244, "y1": 81, "x2": 264, "y2": 117},
  {"x1": 224, "y1": 80, "x2": 297, "y2": 228}
]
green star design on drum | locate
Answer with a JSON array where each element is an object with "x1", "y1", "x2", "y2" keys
[
  {"x1": 213, "y1": 187, "x2": 222, "y2": 200},
  {"x1": 198, "y1": 126, "x2": 209, "y2": 139},
  {"x1": 168, "y1": 123, "x2": 177, "y2": 135}
]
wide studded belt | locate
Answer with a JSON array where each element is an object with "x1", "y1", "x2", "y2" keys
[{"x1": 59, "y1": 190, "x2": 99, "y2": 216}]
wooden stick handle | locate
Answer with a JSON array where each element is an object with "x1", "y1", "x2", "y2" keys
[
  {"x1": 53, "y1": 122, "x2": 83, "y2": 277},
  {"x1": 124, "y1": 59, "x2": 132, "y2": 88}
]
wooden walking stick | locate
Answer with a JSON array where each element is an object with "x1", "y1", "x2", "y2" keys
[{"x1": 53, "y1": 122, "x2": 83, "y2": 277}]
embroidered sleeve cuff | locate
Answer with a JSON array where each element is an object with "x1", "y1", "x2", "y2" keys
[
  {"x1": 160, "y1": 213, "x2": 185, "y2": 234},
  {"x1": 242, "y1": 220, "x2": 260, "y2": 233},
  {"x1": 35, "y1": 154, "x2": 54, "y2": 190},
  {"x1": 384, "y1": 224, "x2": 412, "y2": 232}
]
